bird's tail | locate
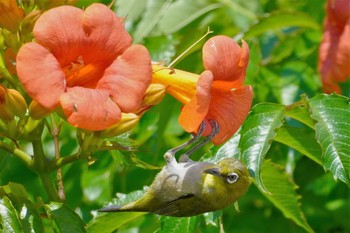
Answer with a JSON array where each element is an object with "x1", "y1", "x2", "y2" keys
[{"x1": 98, "y1": 201, "x2": 147, "y2": 213}]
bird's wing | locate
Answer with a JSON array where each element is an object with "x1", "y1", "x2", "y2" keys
[{"x1": 152, "y1": 193, "x2": 195, "y2": 216}]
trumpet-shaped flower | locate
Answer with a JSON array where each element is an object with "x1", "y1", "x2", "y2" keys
[
  {"x1": 16, "y1": 3, "x2": 152, "y2": 130},
  {"x1": 152, "y1": 36, "x2": 253, "y2": 145},
  {"x1": 318, "y1": 0, "x2": 350, "y2": 93}
]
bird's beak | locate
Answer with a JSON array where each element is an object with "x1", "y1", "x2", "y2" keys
[{"x1": 203, "y1": 167, "x2": 221, "y2": 177}]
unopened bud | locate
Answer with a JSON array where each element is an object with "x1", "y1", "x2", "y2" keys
[
  {"x1": 5, "y1": 88, "x2": 27, "y2": 118},
  {"x1": 0, "y1": 0, "x2": 24, "y2": 32},
  {"x1": 29, "y1": 100, "x2": 51, "y2": 119},
  {"x1": 0, "y1": 85, "x2": 14, "y2": 121},
  {"x1": 21, "y1": 10, "x2": 42, "y2": 35},
  {"x1": 142, "y1": 84, "x2": 166, "y2": 106},
  {"x1": 101, "y1": 113, "x2": 140, "y2": 138}
]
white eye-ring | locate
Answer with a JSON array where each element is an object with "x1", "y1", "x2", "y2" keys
[{"x1": 226, "y1": 173, "x2": 239, "y2": 184}]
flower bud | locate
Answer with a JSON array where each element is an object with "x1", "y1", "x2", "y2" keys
[
  {"x1": 142, "y1": 84, "x2": 166, "y2": 106},
  {"x1": 0, "y1": 0, "x2": 24, "y2": 32},
  {"x1": 5, "y1": 88, "x2": 27, "y2": 118},
  {"x1": 136, "y1": 84, "x2": 166, "y2": 115},
  {"x1": 0, "y1": 85, "x2": 14, "y2": 121},
  {"x1": 101, "y1": 113, "x2": 140, "y2": 138},
  {"x1": 29, "y1": 100, "x2": 51, "y2": 119},
  {"x1": 21, "y1": 10, "x2": 42, "y2": 35}
]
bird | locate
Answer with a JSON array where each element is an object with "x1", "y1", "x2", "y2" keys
[{"x1": 98, "y1": 152, "x2": 251, "y2": 217}]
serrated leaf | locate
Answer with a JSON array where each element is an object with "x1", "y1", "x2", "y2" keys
[
  {"x1": 274, "y1": 126, "x2": 322, "y2": 165},
  {"x1": 46, "y1": 202, "x2": 86, "y2": 233},
  {"x1": 240, "y1": 103, "x2": 286, "y2": 192},
  {"x1": 244, "y1": 11, "x2": 320, "y2": 38},
  {"x1": 204, "y1": 132, "x2": 241, "y2": 164},
  {"x1": 160, "y1": 216, "x2": 197, "y2": 233},
  {"x1": 0, "y1": 196, "x2": 23, "y2": 233},
  {"x1": 308, "y1": 94, "x2": 350, "y2": 185},
  {"x1": 158, "y1": 1, "x2": 222, "y2": 34},
  {"x1": 259, "y1": 161, "x2": 314, "y2": 233},
  {"x1": 286, "y1": 98, "x2": 315, "y2": 129}
]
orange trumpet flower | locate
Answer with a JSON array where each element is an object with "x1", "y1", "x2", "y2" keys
[
  {"x1": 153, "y1": 36, "x2": 253, "y2": 145},
  {"x1": 16, "y1": 4, "x2": 152, "y2": 130}
]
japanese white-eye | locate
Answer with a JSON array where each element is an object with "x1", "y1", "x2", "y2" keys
[{"x1": 99, "y1": 152, "x2": 251, "y2": 217}]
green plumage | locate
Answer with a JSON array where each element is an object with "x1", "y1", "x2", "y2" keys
[{"x1": 99, "y1": 156, "x2": 251, "y2": 217}]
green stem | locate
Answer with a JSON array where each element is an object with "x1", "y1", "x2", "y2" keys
[
  {"x1": 0, "y1": 141, "x2": 33, "y2": 168},
  {"x1": 32, "y1": 139, "x2": 60, "y2": 202},
  {"x1": 48, "y1": 153, "x2": 81, "y2": 171}
]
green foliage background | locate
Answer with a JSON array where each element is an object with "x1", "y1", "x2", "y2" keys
[{"x1": 0, "y1": 0, "x2": 349, "y2": 232}]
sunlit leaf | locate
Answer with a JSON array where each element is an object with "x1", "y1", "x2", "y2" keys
[
  {"x1": 159, "y1": 216, "x2": 197, "y2": 233},
  {"x1": 259, "y1": 161, "x2": 314, "y2": 233},
  {"x1": 0, "y1": 196, "x2": 22, "y2": 233},
  {"x1": 274, "y1": 126, "x2": 322, "y2": 165},
  {"x1": 240, "y1": 103, "x2": 286, "y2": 192},
  {"x1": 88, "y1": 190, "x2": 147, "y2": 232},
  {"x1": 286, "y1": 96, "x2": 316, "y2": 129},
  {"x1": 244, "y1": 11, "x2": 320, "y2": 38},
  {"x1": 45, "y1": 202, "x2": 86, "y2": 233},
  {"x1": 308, "y1": 94, "x2": 350, "y2": 186},
  {"x1": 87, "y1": 212, "x2": 145, "y2": 233},
  {"x1": 204, "y1": 132, "x2": 241, "y2": 164}
]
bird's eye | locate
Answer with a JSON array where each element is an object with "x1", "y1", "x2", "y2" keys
[{"x1": 226, "y1": 173, "x2": 239, "y2": 184}]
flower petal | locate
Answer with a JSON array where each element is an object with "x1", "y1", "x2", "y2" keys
[
  {"x1": 97, "y1": 44, "x2": 152, "y2": 112},
  {"x1": 208, "y1": 85, "x2": 253, "y2": 145},
  {"x1": 59, "y1": 87, "x2": 121, "y2": 131},
  {"x1": 203, "y1": 36, "x2": 249, "y2": 85},
  {"x1": 335, "y1": 19, "x2": 350, "y2": 82},
  {"x1": 179, "y1": 71, "x2": 213, "y2": 133},
  {"x1": 16, "y1": 42, "x2": 65, "y2": 109},
  {"x1": 33, "y1": 5, "x2": 87, "y2": 67},
  {"x1": 33, "y1": 4, "x2": 131, "y2": 68},
  {"x1": 81, "y1": 3, "x2": 132, "y2": 64}
]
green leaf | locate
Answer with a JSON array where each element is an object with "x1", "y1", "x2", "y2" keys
[
  {"x1": 286, "y1": 97, "x2": 316, "y2": 129},
  {"x1": 114, "y1": 0, "x2": 147, "y2": 22},
  {"x1": 204, "y1": 132, "x2": 241, "y2": 164},
  {"x1": 20, "y1": 203, "x2": 45, "y2": 233},
  {"x1": 132, "y1": 0, "x2": 173, "y2": 43},
  {"x1": 0, "y1": 183, "x2": 44, "y2": 233},
  {"x1": 88, "y1": 190, "x2": 147, "y2": 232},
  {"x1": 259, "y1": 161, "x2": 314, "y2": 233},
  {"x1": 158, "y1": 1, "x2": 222, "y2": 34},
  {"x1": 244, "y1": 11, "x2": 320, "y2": 39},
  {"x1": 81, "y1": 168, "x2": 112, "y2": 204},
  {"x1": 240, "y1": 103, "x2": 286, "y2": 191},
  {"x1": 160, "y1": 216, "x2": 197, "y2": 233},
  {"x1": 45, "y1": 202, "x2": 86, "y2": 233},
  {"x1": 0, "y1": 196, "x2": 23, "y2": 233},
  {"x1": 274, "y1": 126, "x2": 322, "y2": 165},
  {"x1": 87, "y1": 212, "x2": 145, "y2": 233},
  {"x1": 308, "y1": 94, "x2": 350, "y2": 185}
]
